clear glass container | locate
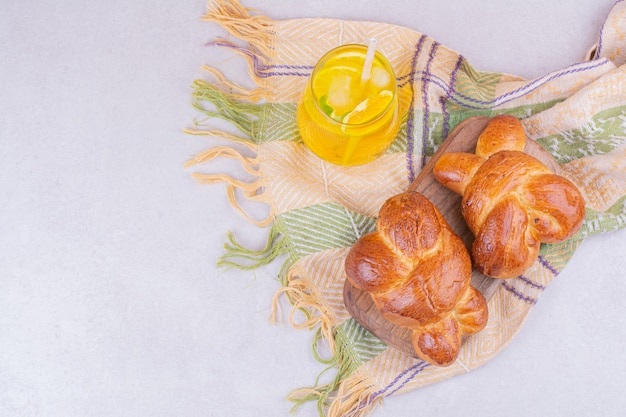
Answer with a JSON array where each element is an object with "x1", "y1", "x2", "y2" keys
[{"x1": 296, "y1": 44, "x2": 400, "y2": 166}]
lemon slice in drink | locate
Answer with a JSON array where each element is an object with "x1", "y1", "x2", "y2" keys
[
  {"x1": 313, "y1": 66, "x2": 358, "y2": 93},
  {"x1": 313, "y1": 66, "x2": 361, "y2": 116},
  {"x1": 342, "y1": 90, "x2": 393, "y2": 125}
]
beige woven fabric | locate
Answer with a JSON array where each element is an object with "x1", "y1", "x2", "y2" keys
[{"x1": 187, "y1": 1, "x2": 626, "y2": 415}]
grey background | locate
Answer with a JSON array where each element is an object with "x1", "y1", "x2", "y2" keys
[{"x1": 2, "y1": 1, "x2": 625, "y2": 416}]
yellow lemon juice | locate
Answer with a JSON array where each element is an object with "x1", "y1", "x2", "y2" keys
[{"x1": 296, "y1": 44, "x2": 400, "y2": 166}]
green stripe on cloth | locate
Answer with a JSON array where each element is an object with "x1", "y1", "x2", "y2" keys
[
  {"x1": 192, "y1": 80, "x2": 301, "y2": 143},
  {"x1": 444, "y1": 100, "x2": 564, "y2": 132},
  {"x1": 336, "y1": 318, "x2": 389, "y2": 365},
  {"x1": 259, "y1": 103, "x2": 303, "y2": 143},
  {"x1": 192, "y1": 76, "x2": 569, "y2": 157},
  {"x1": 277, "y1": 203, "x2": 377, "y2": 260},
  {"x1": 192, "y1": 79, "x2": 263, "y2": 140},
  {"x1": 536, "y1": 106, "x2": 626, "y2": 164},
  {"x1": 452, "y1": 60, "x2": 502, "y2": 106},
  {"x1": 290, "y1": 318, "x2": 388, "y2": 415},
  {"x1": 387, "y1": 100, "x2": 563, "y2": 156},
  {"x1": 538, "y1": 239, "x2": 583, "y2": 273},
  {"x1": 576, "y1": 195, "x2": 626, "y2": 238}
]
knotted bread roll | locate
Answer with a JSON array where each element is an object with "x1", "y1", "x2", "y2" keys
[
  {"x1": 345, "y1": 191, "x2": 488, "y2": 366},
  {"x1": 433, "y1": 115, "x2": 586, "y2": 279}
]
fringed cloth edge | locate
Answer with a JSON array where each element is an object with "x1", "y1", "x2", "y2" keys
[
  {"x1": 188, "y1": 2, "x2": 381, "y2": 416},
  {"x1": 186, "y1": 1, "x2": 626, "y2": 416}
]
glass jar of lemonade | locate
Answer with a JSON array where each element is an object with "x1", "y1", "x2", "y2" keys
[{"x1": 296, "y1": 44, "x2": 400, "y2": 166}]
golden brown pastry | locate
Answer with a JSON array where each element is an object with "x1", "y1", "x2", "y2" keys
[
  {"x1": 344, "y1": 191, "x2": 488, "y2": 366},
  {"x1": 433, "y1": 115, "x2": 586, "y2": 279}
]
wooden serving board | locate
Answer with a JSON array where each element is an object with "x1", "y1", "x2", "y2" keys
[{"x1": 343, "y1": 116, "x2": 559, "y2": 358}]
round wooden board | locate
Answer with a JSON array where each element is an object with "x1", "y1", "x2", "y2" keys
[{"x1": 343, "y1": 116, "x2": 559, "y2": 358}]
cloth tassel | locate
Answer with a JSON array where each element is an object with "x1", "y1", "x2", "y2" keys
[
  {"x1": 217, "y1": 224, "x2": 287, "y2": 270},
  {"x1": 199, "y1": 64, "x2": 268, "y2": 102},
  {"x1": 271, "y1": 271, "x2": 337, "y2": 345},
  {"x1": 272, "y1": 269, "x2": 380, "y2": 417},
  {"x1": 191, "y1": 80, "x2": 262, "y2": 140},
  {"x1": 205, "y1": 39, "x2": 273, "y2": 91},
  {"x1": 192, "y1": 173, "x2": 271, "y2": 226},
  {"x1": 187, "y1": 77, "x2": 274, "y2": 225},
  {"x1": 271, "y1": 271, "x2": 343, "y2": 416},
  {"x1": 184, "y1": 145, "x2": 258, "y2": 173},
  {"x1": 183, "y1": 128, "x2": 256, "y2": 146},
  {"x1": 287, "y1": 327, "x2": 381, "y2": 417},
  {"x1": 327, "y1": 371, "x2": 381, "y2": 417},
  {"x1": 203, "y1": 0, "x2": 274, "y2": 60},
  {"x1": 287, "y1": 335, "x2": 355, "y2": 417},
  {"x1": 192, "y1": 6, "x2": 388, "y2": 412}
]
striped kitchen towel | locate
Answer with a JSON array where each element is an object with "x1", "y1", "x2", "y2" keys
[{"x1": 186, "y1": 1, "x2": 626, "y2": 416}]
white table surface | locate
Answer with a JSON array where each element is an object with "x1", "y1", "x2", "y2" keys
[{"x1": 2, "y1": 1, "x2": 625, "y2": 416}]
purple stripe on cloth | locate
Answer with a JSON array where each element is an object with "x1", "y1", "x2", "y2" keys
[
  {"x1": 375, "y1": 360, "x2": 428, "y2": 397},
  {"x1": 449, "y1": 55, "x2": 465, "y2": 91},
  {"x1": 257, "y1": 70, "x2": 312, "y2": 77},
  {"x1": 419, "y1": 41, "x2": 440, "y2": 171},
  {"x1": 359, "y1": 58, "x2": 611, "y2": 134},
  {"x1": 537, "y1": 255, "x2": 559, "y2": 276},
  {"x1": 406, "y1": 35, "x2": 428, "y2": 183},
  {"x1": 352, "y1": 360, "x2": 429, "y2": 414},
  {"x1": 207, "y1": 40, "x2": 263, "y2": 66},
  {"x1": 265, "y1": 63, "x2": 314, "y2": 70},
  {"x1": 402, "y1": 58, "x2": 609, "y2": 110},
  {"x1": 442, "y1": 55, "x2": 465, "y2": 138},
  {"x1": 209, "y1": 39, "x2": 611, "y2": 111},
  {"x1": 517, "y1": 275, "x2": 547, "y2": 290},
  {"x1": 501, "y1": 281, "x2": 538, "y2": 305},
  {"x1": 594, "y1": 12, "x2": 608, "y2": 59},
  {"x1": 461, "y1": 59, "x2": 610, "y2": 107},
  {"x1": 383, "y1": 361, "x2": 430, "y2": 397},
  {"x1": 408, "y1": 59, "x2": 610, "y2": 110},
  {"x1": 207, "y1": 40, "x2": 312, "y2": 77},
  {"x1": 440, "y1": 96, "x2": 449, "y2": 140},
  {"x1": 596, "y1": 0, "x2": 625, "y2": 59},
  {"x1": 397, "y1": 73, "x2": 412, "y2": 88}
]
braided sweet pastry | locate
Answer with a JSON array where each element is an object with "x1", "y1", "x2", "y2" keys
[
  {"x1": 434, "y1": 115, "x2": 585, "y2": 278},
  {"x1": 345, "y1": 191, "x2": 488, "y2": 366}
]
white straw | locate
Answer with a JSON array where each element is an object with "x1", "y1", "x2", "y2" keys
[{"x1": 360, "y1": 38, "x2": 377, "y2": 81}]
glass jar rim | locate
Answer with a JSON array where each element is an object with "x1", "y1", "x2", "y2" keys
[{"x1": 309, "y1": 44, "x2": 398, "y2": 128}]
